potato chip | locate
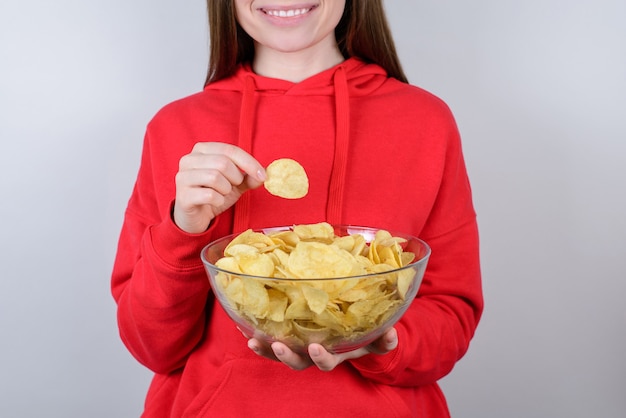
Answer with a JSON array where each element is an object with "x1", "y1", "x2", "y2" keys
[
  {"x1": 284, "y1": 298, "x2": 314, "y2": 321},
  {"x1": 264, "y1": 158, "x2": 309, "y2": 199},
  {"x1": 313, "y1": 305, "x2": 347, "y2": 332},
  {"x1": 240, "y1": 277, "x2": 270, "y2": 318},
  {"x1": 336, "y1": 287, "x2": 369, "y2": 303},
  {"x1": 221, "y1": 275, "x2": 244, "y2": 305},
  {"x1": 268, "y1": 230, "x2": 300, "y2": 251},
  {"x1": 301, "y1": 285, "x2": 329, "y2": 314},
  {"x1": 236, "y1": 252, "x2": 275, "y2": 276},
  {"x1": 266, "y1": 288, "x2": 289, "y2": 322},
  {"x1": 215, "y1": 257, "x2": 242, "y2": 274},
  {"x1": 263, "y1": 319, "x2": 294, "y2": 339},
  {"x1": 396, "y1": 268, "x2": 417, "y2": 300},
  {"x1": 224, "y1": 243, "x2": 259, "y2": 257},
  {"x1": 292, "y1": 222, "x2": 334, "y2": 242},
  {"x1": 292, "y1": 321, "x2": 332, "y2": 344},
  {"x1": 287, "y1": 241, "x2": 358, "y2": 279},
  {"x1": 225, "y1": 230, "x2": 275, "y2": 252}
]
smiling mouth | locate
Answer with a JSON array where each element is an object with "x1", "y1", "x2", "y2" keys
[{"x1": 261, "y1": 6, "x2": 317, "y2": 18}]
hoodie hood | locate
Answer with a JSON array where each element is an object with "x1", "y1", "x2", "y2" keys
[
  {"x1": 205, "y1": 57, "x2": 388, "y2": 96},
  {"x1": 204, "y1": 58, "x2": 389, "y2": 232}
]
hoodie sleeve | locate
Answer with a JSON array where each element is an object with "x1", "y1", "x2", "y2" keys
[
  {"x1": 110, "y1": 130, "x2": 218, "y2": 375},
  {"x1": 349, "y1": 109, "x2": 483, "y2": 387}
]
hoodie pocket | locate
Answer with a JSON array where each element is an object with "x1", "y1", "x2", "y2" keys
[
  {"x1": 182, "y1": 358, "x2": 416, "y2": 418},
  {"x1": 180, "y1": 360, "x2": 235, "y2": 418}
]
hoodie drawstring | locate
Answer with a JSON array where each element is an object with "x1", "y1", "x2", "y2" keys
[
  {"x1": 232, "y1": 75, "x2": 256, "y2": 233},
  {"x1": 232, "y1": 65, "x2": 351, "y2": 231},
  {"x1": 326, "y1": 65, "x2": 350, "y2": 225}
]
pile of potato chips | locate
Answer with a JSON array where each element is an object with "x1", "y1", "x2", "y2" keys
[{"x1": 212, "y1": 222, "x2": 419, "y2": 351}]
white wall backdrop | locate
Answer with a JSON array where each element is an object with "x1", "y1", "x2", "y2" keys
[{"x1": 1, "y1": 1, "x2": 624, "y2": 417}]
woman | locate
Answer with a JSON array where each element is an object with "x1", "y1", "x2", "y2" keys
[{"x1": 112, "y1": 1, "x2": 483, "y2": 416}]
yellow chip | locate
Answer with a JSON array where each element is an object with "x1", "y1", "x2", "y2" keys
[
  {"x1": 240, "y1": 277, "x2": 270, "y2": 318},
  {"x1": 292, "y1": 321, "x2": 332, "y2": 344},
  {"x1": 396, "y1": 268, "x2": 417, "y2": 300},
  {"x1": 284, "y1": 299, "x2": 314, "y2": 320},
  {"x1": 301, "y1": 285, "x2": 329, "y2": 314},
  {"x1": 236, "y1": 252, "x2": 275, "y2": 276},
  {"x1": 266, "y1": 288, "x2": 289, "y2": 322},
  {"x1": 225, "y1": 229, "x2": 275, "y2": 252},
  {"x1": 287, "y1": 241, "x2": 357, "y2": 279},
  {"x1": 293, "y1": 222, "x2": 334, "y2": 242},
  {"x1": 264, "y1": 158, "x2": 309, "y2": 199}
]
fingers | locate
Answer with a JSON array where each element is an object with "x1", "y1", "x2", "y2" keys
[
  {"x1": 174, "y1": 142, "x2": 266, "y2": 233},
  {"x1": 178, "y1": 143, "x2": 264, "y2": 193},
  {"x1": 190, "y1": 142, "x2": 266, "y2": 184},
  {"x1": 247, "y1": 338, "x2": 279, "y2": 362},
  {"x1": 308, "y1": 328, "x2": 398, "y2": 371},
  {"x1": 246, "y1": 338, "x2": 313, "y2": 371},
  {"x1": 366, "y1": 328, "x2": 398, "y2": 355},
  {"x1": 307, "y1": 344, "x2": 343, "y2": 371},
  {"x1": 246, "y1": 329, "x2": 399, "y2": 372},
  {"x1": 178, "y1": 154, "x2": 244, "y2": 191},
  {"x1": 175, "y1": 167, "x2": 233, "y2": 204},
  {"x1": 270, "y1": 342, "x2": 312, "y2": 371}
]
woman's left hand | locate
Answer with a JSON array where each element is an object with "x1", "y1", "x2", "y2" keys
[{"x1": 244, "y1": 328, "x2": 398, "y2": 371}]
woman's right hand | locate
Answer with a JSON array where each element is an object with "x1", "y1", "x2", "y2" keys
[{"x1": 173, "y1": 142, "x2": 266, "y2": 234}]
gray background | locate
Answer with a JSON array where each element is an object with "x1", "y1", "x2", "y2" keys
[{"x1": 1, "y1": 1, "x2": 624, "y2": 417}]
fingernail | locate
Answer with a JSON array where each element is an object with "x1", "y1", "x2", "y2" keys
[
  {"x1": 257, "y1": 169, "x2": 266, "y2": 182},
  {"x1": 248, "y1": 341, "x2": 259, "y2": 353},
  {"x1": 309, "y1": 345, "x2": 320, "y2": 357},
  {"x1": 273, "y1": 346, "x2": 284, "y2": 356}
]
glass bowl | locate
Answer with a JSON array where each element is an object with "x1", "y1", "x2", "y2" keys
[{"x1": 201, "y1": 225, "x2": 430, "y2": 354}]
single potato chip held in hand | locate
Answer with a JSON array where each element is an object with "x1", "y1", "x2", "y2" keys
[{"x1": 264, "y1": 158, "x2": 309, "y2": 199}]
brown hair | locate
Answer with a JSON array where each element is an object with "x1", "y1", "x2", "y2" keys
[{"x1": 205, "y1": 0, "x2": 408, "y2": 85}]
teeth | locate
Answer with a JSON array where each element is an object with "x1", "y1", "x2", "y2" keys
[{"x1": 265, "y1": 8, "x2": 310, "y2": 17}]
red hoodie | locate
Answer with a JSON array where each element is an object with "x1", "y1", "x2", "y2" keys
[{"x1": 111, "y1": 58, "x2": 483, "y2": 417}]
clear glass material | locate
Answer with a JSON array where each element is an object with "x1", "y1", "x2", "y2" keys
[{"x1": 201, "y1": 225, "x2": 431, "y2": 354}]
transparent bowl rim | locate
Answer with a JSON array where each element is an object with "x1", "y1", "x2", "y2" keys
[{"x1": 200, "y1": 224, "x2": 431, "y2": 282}]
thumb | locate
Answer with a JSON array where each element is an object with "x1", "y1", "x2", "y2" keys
[
  {"x1": 237, "y1": 168, "x2": 266, "y2": 194},
  {"x1": 367, "y1": 328, "x2": 398, "y2": 355}
]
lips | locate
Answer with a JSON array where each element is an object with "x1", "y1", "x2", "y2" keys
[{"x1": 261, "y1": 5, "x2": 317, "y2": 18}]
